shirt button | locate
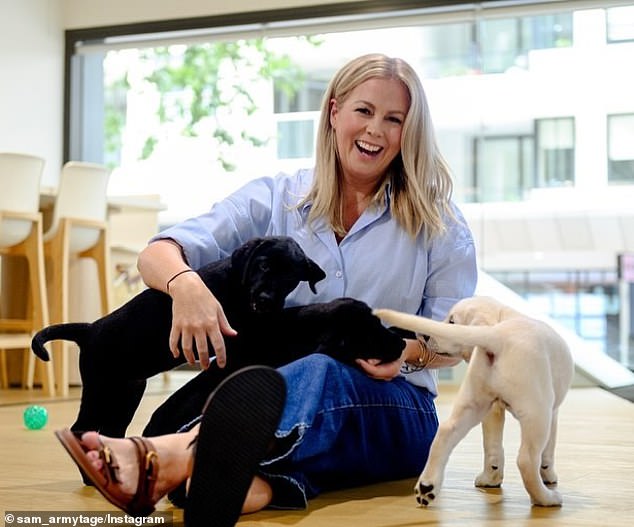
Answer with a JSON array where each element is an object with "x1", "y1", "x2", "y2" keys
[{"x1": 335, "y1": 270, "x2": 343, "y2": 278}]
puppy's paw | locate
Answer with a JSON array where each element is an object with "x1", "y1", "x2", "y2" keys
[
  {"x1": 475, "y1": 466, "x2": 504, "y2": 488},
  {"x1": 540, "y1": 464, "x2": 558, "y2": 485},
  {"x1": 531, "y1": 488, "x2": 563, "y2": 507},
  {"x1": 414, "y1": 478, "x2": 436, "y2": 507}
]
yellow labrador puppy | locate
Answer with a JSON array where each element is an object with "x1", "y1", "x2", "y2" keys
[{"x1": 374, "y1": 296, "x2": 574, "y2": 507}]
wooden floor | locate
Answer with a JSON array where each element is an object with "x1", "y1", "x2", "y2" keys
[{"x1": 1, "y1": 372, "x2": 633, "y2": 526}]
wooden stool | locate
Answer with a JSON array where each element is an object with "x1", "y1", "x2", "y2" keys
[
  {"x1": 43, "y1": 161, "x2": 112, "y2": 396},
  {"x1": 0, "y1": 152, "x2": 55, "y2": 395}
]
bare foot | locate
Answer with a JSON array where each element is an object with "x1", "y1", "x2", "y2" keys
[{"x1": 80, "y1": 428, "x2": 198, "y2": 503}]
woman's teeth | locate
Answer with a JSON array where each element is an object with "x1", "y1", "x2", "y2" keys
[{"x1": 356, "y1": 140, "x2": 381, "y2": 154}]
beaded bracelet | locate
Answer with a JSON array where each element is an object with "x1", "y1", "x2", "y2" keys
[{"x1": 166, "y1": 269, "x2": 195, "y2": 291}]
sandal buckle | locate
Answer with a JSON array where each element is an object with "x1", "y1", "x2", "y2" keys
[{"x1": 145, "y1": 451, "x2": 158, "y2": 480}]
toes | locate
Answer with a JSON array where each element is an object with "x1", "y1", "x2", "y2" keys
[
  {"x1": 80, "y1": 433, "x2": 106, "y2": 470},
  {"x1": 86, "y1": 450, "x2": 103, "y2": 470},
  {"x1": 80, "y1": 431, "x2": 103, "y2": 449}
]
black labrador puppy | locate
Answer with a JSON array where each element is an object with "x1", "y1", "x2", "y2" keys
[
  {"x1": 142, "y1": 296, "x2": 409, "y2": 437},
  {"x1": 32, "y1": 236, "x2": 326, "y2": 437}
]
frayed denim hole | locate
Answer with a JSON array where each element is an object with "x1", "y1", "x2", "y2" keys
[
  {"x1": 262, "y1": 424, "x2": 306, "y2": 465},
  {"x1": 176, "y1": 414, "x2": 202, "y2": 433}
]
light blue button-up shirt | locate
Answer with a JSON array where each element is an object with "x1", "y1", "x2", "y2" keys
[{"x1": 153, "y1": 168, "x2": 477, "y2": 394}]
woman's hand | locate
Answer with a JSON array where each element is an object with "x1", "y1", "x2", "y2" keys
[
  {"x1": 355, "y1": 339, "x2": 415, "y2": 380},
  {"x1": 355, "y1": 337, "x2": 459, "y2": 380},
  {"x1": 167, "y1": 271, "x2": 237, "y2": 369},
  {"x1": 356, "y1": 356, "x2": 404, "y2": 380}
]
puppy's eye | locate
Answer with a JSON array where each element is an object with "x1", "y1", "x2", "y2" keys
[
  {"x1": 448, "y1": 316, "x2": 455, "y2": 324},
  {"x1": 258, "y1": 260, "x2": 270, "y2": 273}
]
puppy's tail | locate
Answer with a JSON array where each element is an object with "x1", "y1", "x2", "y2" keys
[
  {"x1": 373, "y1": 308, "x2": 497, "y2": 355},
  {"x1": 31, "y1": 323, "x2": 91, "y2": 361}
]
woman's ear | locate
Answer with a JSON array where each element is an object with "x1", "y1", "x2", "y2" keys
[{"x1": 329, "y1": 98, "x2": 338, "y2": 128}]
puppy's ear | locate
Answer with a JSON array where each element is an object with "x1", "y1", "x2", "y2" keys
[
  {"x1": 459, "y1": 312, "x2": 489, "y2": 326},
  {"x1": 231, "y1": 237, "x2": 263, "y2": 267},
  {"x1": 287, "y1": 238, "x2": 325, "y2": 293},
  {"x1": 232, "y1": 237, "x2": 268, "y2": 286},
  {"x1": 447, "y1": 303, "x2": 481, "y2": 326},
  {"x1": 305, "y1": 259, "x2": 326, "y2": 293}
]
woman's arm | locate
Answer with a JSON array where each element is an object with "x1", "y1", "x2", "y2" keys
[
  {"x1": 137, "y1": 239, "x2": 236, "y2": 369},
  {"x1": 135, "y1": 176, "x2": 283, "y2": 369},
  {"x1": 137, "y1": 238, "x2": 191, "y2": 292}
]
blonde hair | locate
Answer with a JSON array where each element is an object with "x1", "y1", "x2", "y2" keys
[{"x1": 301, "y1": 53, "x2": 454, "y2": 239}]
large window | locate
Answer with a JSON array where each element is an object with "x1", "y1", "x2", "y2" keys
[
  {"x1": 535, "y1": 117, "x2": 575, "y2": 188},
  {"x1": 478, "y1": 13, "x2": 572, "y2": 73},
  {"x1": 412, "y1": 12, "x2": 573, "y2": 79},
  {"x1": 66, "y1": 2, "x2": 633, "y2": 220},
  {"x1": 274, "y1": 78, "x2": 325, "y2": 160},
  {"x1": 608, "y1": 113, "x2": 634, "y2": 183},
  {"x1": 607, "y1": 5, "x2": 634, "y2": 42},
  {"x1": 474, "y1": 135, "x2": 534, "y2": 202}
]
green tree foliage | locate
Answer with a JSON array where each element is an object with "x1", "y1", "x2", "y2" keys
[
  {"x1": 104, "y1": 37, "x2": 316, "y2": 172},
  {"x1": 104, "y1": 74, "x2": 130, "y2": 169}
]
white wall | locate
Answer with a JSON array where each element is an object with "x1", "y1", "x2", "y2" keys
[{"x1": 0, "y1": 0, "x2": 64, "y2": 187}]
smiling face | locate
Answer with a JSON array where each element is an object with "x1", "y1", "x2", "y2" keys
[{"x1": 329, "y1": 77, "x2": 410, "y2": 186}]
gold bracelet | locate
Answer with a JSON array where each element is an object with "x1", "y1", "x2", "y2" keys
[
  {"x1": 403, "y1": 340, "x2": 427, "y2": 372},
  {"x1": 414, "y1": 340, "x2": 427, "y2": 367}
]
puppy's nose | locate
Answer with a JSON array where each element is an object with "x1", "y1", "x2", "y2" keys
[{"x1": 251, "y1": 292, "x2": 278, "y2": 313}]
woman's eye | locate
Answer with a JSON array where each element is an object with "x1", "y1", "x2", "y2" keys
[
  {"x1": 355, "y1": 107, "x2": 371, "y2": 115},
  {"x1": 388, "y1": 116, "x2": 403, "y2": 124}
]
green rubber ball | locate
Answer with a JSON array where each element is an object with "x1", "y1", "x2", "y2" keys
[{"x1": 23, "y1": 405, "x2": 48, "y2": 430}]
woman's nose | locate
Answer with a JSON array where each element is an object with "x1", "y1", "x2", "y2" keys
[{"x1": 366, "y1": 118, "x2": 383, "y2": 137}]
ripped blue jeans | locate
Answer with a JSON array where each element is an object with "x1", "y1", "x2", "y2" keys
[{"x1": 259, "y1": 353, "x2": 439, "y2": 509}]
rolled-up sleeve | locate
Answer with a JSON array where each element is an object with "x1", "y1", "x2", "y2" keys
[
  {"x1": 421, "y1": 206, "x2": 478, "y2": 321},
  {"x1": 150, "y1": 177, "x2": 277, "y2": 269}
]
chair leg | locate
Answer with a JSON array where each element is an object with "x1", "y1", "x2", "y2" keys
[
  {"x1": 46, "y1": 220, "x2": 71, "y2": 397},
  {"x1": 20, "y1": 285, "x2": 35, "y2": 390},
  {"x1": 81, "y1": 227, "x2": 113, "y2": 316},
  {"x1": 0, "y1": 349, "x2": 8, "y2": 388},
  {"x1": 23, "y1": 219, "x2": 55, "y2": 396}
]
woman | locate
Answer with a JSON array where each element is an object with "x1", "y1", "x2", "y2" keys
[{"x1": 57, "y1": 53, "x2": 477, "y2": 525}]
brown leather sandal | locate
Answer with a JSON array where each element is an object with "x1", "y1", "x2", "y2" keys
[{"x1": 55, "y1": 428, "x2": 159, "y2": 517}]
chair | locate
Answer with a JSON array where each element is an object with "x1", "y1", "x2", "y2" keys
[
  {"x1": 43, "y1": 161, "x2": 113, "y2": 396},
  {"x1": 0, "y1": 152, "x2": 55, "y2": 395}
]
